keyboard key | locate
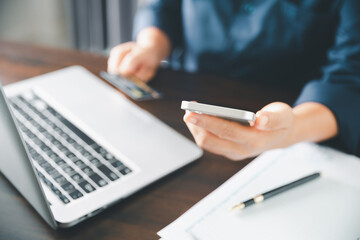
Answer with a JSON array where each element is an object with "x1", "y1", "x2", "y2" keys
[
  {"x1": 47, "y1": 152, "x2": 59, "y2": 160},
  {"x1": 91, "y1": 143, "x2": 101, "y2": 150},
  {"x1": 93, "y1": 145, "x2": 106, "y2": 155},
  {"x1": 25, "y1": 131, "x2": 36, "y2": 139},
  {"x1": 35, "y1": 156, "x2": 46, "y2": 164},
  {"x1": 43, "y1": 132, "x2": 54, "y2": 141},
  {"x1": 32, "y1": 138, "x2": 43, "y2": 146},
  {"x1": 65, "y1": 152, "x2": 76, "y2": 159},
  {"x1": 98, "y1": 164, "x2": 119, "y2": 181},
  {"x1": 54, "y1": 175, "x2": 67, "y2": 184},
  {"x1": 89, "y1": 157, "x2": 101, "y2": 166},
  {"x1": 59, "y1": 132, "x2": 69, "y2": 139},
  {"x1": 38, "y1": 161, "x2": 51, "y2": 169},
  {"x1": 40, "y1": 144, "x2": 51, "y2": 153},
  {"x1": 57, "y1": 144, "x2": 67, "y2": 151},
  {"x1": 31, "y1": 121, "x2": 41, "y2": 129},
  {"x1": 73, "y1": 159, "x2": 85, "y2": 167},
  {"x1": 58, "y1": 146, "x2": 70, "y2": 153},
  {"x1": 38, "y1": 126, "x2": 46, "y2": 132},
  {"x1": 61, "y1": 182, "x2": 76, "y2": 192},
  {"x1": 89, "y1": 173, "x2": 108, "y2": 187},
  {"x1": 19, "y1": 124, "x2": 29, "y2": 132},
  {"x1": 106, "y1": 157, "x2": 118, "y2": 163},
  {"x1": 81, "y1": 166, "x2": 93, "y2": 175},
  {"x1": 44, "y1": 164, "x2": 54, "y2": 171},
  {"x1": 51, "y1": 139, "x2": 62, "y2": 147},
  {"x1": 54, "y1": 159, "x2": 66, "y2": 165},
  {"x1": 111, "y1": 160, "x2": 124, "y2": 168},
  {"x1": 78, "y1": 181, "x2": 95, "y2": 193},
  {"x1": 37, "y1": 111, "x2": 47, "y2": 120},
  {"x1": 27, "y1": 146, "x2": 38, "y2": 156},
  {"x1": 56, "y1": 114, "x2": 95, "y2": 145},
  {"x1": 44, "y1": 166, "x2": 57, "y2": 175},
  {"x1": 47, "y1": 168, "x2": 60, "y2": 178},
  {"x1": 73, "y1": 143, "x2": 84, "y2": 151},
  {"x1": 65, "y1": 136, "x2": 76, "y2": 144},
  {"x1": 63, "y1": 166, "x2": 75, "y2": 175},
  {"x1": 24, "y1": 114, "x2": 33, "y2": 121},
  {"x1": 103, "y1": 153, "x2": 113, "y2": 160},
  {"x1": 60, "y1": 163, "x2": 70, "y2": 169},
  {"x1": 46, "y1": 106, "x2": 57, "y2": 115},
  {"x1": 80, "y1": 150, "x2": 91, "y2": 157},
  {"x1": 50, "y1": 185, "x2": 62, "y2": 196},
  {"x1": 42, "y1": 177, "x2": 52, "y2": 187},
  {"x1": 54, "y1": 127, "x2": 63, "y2": 134},
  {"x1": 59, "y1": 194, "x2": 70, "y2": 204},
  {"x1": 44, "y1": 118, "x2": 54, "y2": 126},
  {"x1": 70, "y1": 173, "x2": 83, "y2": 182},
  {"x1": 119, "y1": 167, "x2": 132, "y2": 175},
  {"x1": 69, "y1": 190, "x2": 83, "y2": 200},
  {"x1": 36, "y1": 170, "x2": 45, "y2": 179},
  {"x1": 32, "y1": 154, "x2": 45, "y2": 162}
]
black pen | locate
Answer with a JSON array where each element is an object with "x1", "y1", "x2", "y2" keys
[{"x1": 230, "y1": 172, "x2": 321, "y2": 212}]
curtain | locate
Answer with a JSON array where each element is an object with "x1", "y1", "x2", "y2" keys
[{"x1": 71, "y1": 0, "x2": 137, "y2": 53}]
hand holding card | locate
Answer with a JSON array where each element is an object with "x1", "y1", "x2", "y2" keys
[{"x1": 100, "y1": 71, "x2": 162, "y2": 101}]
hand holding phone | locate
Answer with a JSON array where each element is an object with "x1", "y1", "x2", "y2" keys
[{"x1": 181, "y1": 101, "x2": 256, "y2": 125}]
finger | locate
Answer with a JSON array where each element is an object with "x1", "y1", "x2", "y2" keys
[
  {"x1": 255, "y1": 102, "x2": 294, "y2": 131},
  {"x1": 183, "y1": 111, "x2": 254, "y2": 144},
  {"x1": 134, "y1": 65, "x2": 156, "y2": 82},
  {"x1": 107, "y1": 43, "x2": 134, "y2": 74},
  {"x1": 184, "y1": 111, "x2": 202, "y2": 137},
  {"x1": 184, "y1": 120, "x2": 249, "y2": 161},
  {"x1": 183, "y1": 111, "x2": 276, "y2": 160},
  {"x1": 118, "y1": 52, "x2": 142, "y2": 76}
]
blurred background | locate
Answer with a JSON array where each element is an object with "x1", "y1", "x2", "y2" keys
[{"x1": 0, "y1": 0, "x2": 138, "y2": 55}]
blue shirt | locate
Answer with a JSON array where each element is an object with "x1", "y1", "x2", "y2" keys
[{"x1": 134, "y1": 0, "x2": 360, "y2": 155}]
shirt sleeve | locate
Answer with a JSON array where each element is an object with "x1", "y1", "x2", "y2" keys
[
  {"x1": 294, "y1": 0, "x2": 360, "y2": 155},
  {"x1": 132, "y1": 0, "x2": 183, "y2": 48}
]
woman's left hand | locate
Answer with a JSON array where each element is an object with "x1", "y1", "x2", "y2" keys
[{"x1": 183, "y1": 102, "x2": 294, "y2": 161}]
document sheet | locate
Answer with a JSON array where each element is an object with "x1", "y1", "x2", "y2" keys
[{"x1": 158, "y1": 142, "x2": 360, "y2": 240}]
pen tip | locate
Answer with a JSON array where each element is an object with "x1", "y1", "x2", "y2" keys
[{"x1": 230, "y1": 203, "x2": 245, "y2": 212}]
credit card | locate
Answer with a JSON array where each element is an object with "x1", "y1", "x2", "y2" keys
[{"x1": 100, "y1": 71, "x2": 162, "y2": 101}]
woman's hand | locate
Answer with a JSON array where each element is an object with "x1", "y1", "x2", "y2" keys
[
  {"x1": 183, "y1": 102, "x2": 294, "y2": 160},
  {"x1": 184, "y1": 101, "x2": 338, "y2": 161},
  {"x1": 107, "y1": 27, "x2": 171, "y2": 82}
]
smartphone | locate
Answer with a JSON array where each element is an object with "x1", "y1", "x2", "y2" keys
[{"x1": 181, "y1": 101, "x2": 256, "y2": 125}]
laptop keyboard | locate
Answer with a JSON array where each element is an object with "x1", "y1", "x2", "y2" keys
[{"x1": 9, "y1": 92, "x2": 133, "y2": 204}]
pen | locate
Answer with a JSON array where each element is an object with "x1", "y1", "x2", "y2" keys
[{"x1": 230, "y1": 172, "x2": 321, "y2": 212}]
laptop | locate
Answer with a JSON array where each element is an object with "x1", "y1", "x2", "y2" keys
[{"x1": 0, "y1": 66, "x2": 202, "y2": 228}]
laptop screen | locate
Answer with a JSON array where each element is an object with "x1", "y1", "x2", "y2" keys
[{"x1": 0, "y1": 82, "x2": 57, "y2": 229}]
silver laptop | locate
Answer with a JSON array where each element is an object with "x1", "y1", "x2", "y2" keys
[{"x1": 0, "y1": 66, "x2": 202, "y2": 228}]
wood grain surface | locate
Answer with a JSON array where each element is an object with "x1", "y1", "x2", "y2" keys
[{"x1": 0, "y1": 41, "x2": 301, "y2": 240}]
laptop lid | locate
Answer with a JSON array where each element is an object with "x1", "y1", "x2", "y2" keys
[{"x1": 0, "y1": 82, "x2": 57, "y2": 229}]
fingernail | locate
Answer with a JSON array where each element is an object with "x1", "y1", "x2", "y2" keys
[
  {"x1": 187, "y1": 116, "x2": 198, "y2": 124},
  {"x1": 260, "y1": 116, "x2": 268, "y2": 126}
]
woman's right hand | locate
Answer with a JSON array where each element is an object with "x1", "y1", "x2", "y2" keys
[{"x1": 107, "y1": 27, "x2": 171, "y2": 82}]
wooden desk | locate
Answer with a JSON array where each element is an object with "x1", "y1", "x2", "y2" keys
[{"x1": 0, "y1": 41, "x2": 300, "y2": 240}]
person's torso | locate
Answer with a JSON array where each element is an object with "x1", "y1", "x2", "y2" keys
[{"x1": 174, "y1": 0, "x2": 340, "y2": 85}]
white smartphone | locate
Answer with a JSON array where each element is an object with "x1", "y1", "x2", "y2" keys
[{"x1": 181, "y1": 101, "x2": 256, "y2": 125}]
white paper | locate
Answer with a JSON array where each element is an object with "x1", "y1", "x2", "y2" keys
[{"x1": 158, "y1": 142, "x2": 360, "y2": 240}]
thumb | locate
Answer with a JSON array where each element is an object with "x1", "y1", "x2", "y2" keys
[{"x1": 255, "y1": 102, "x2": 293, "y2": 131}]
